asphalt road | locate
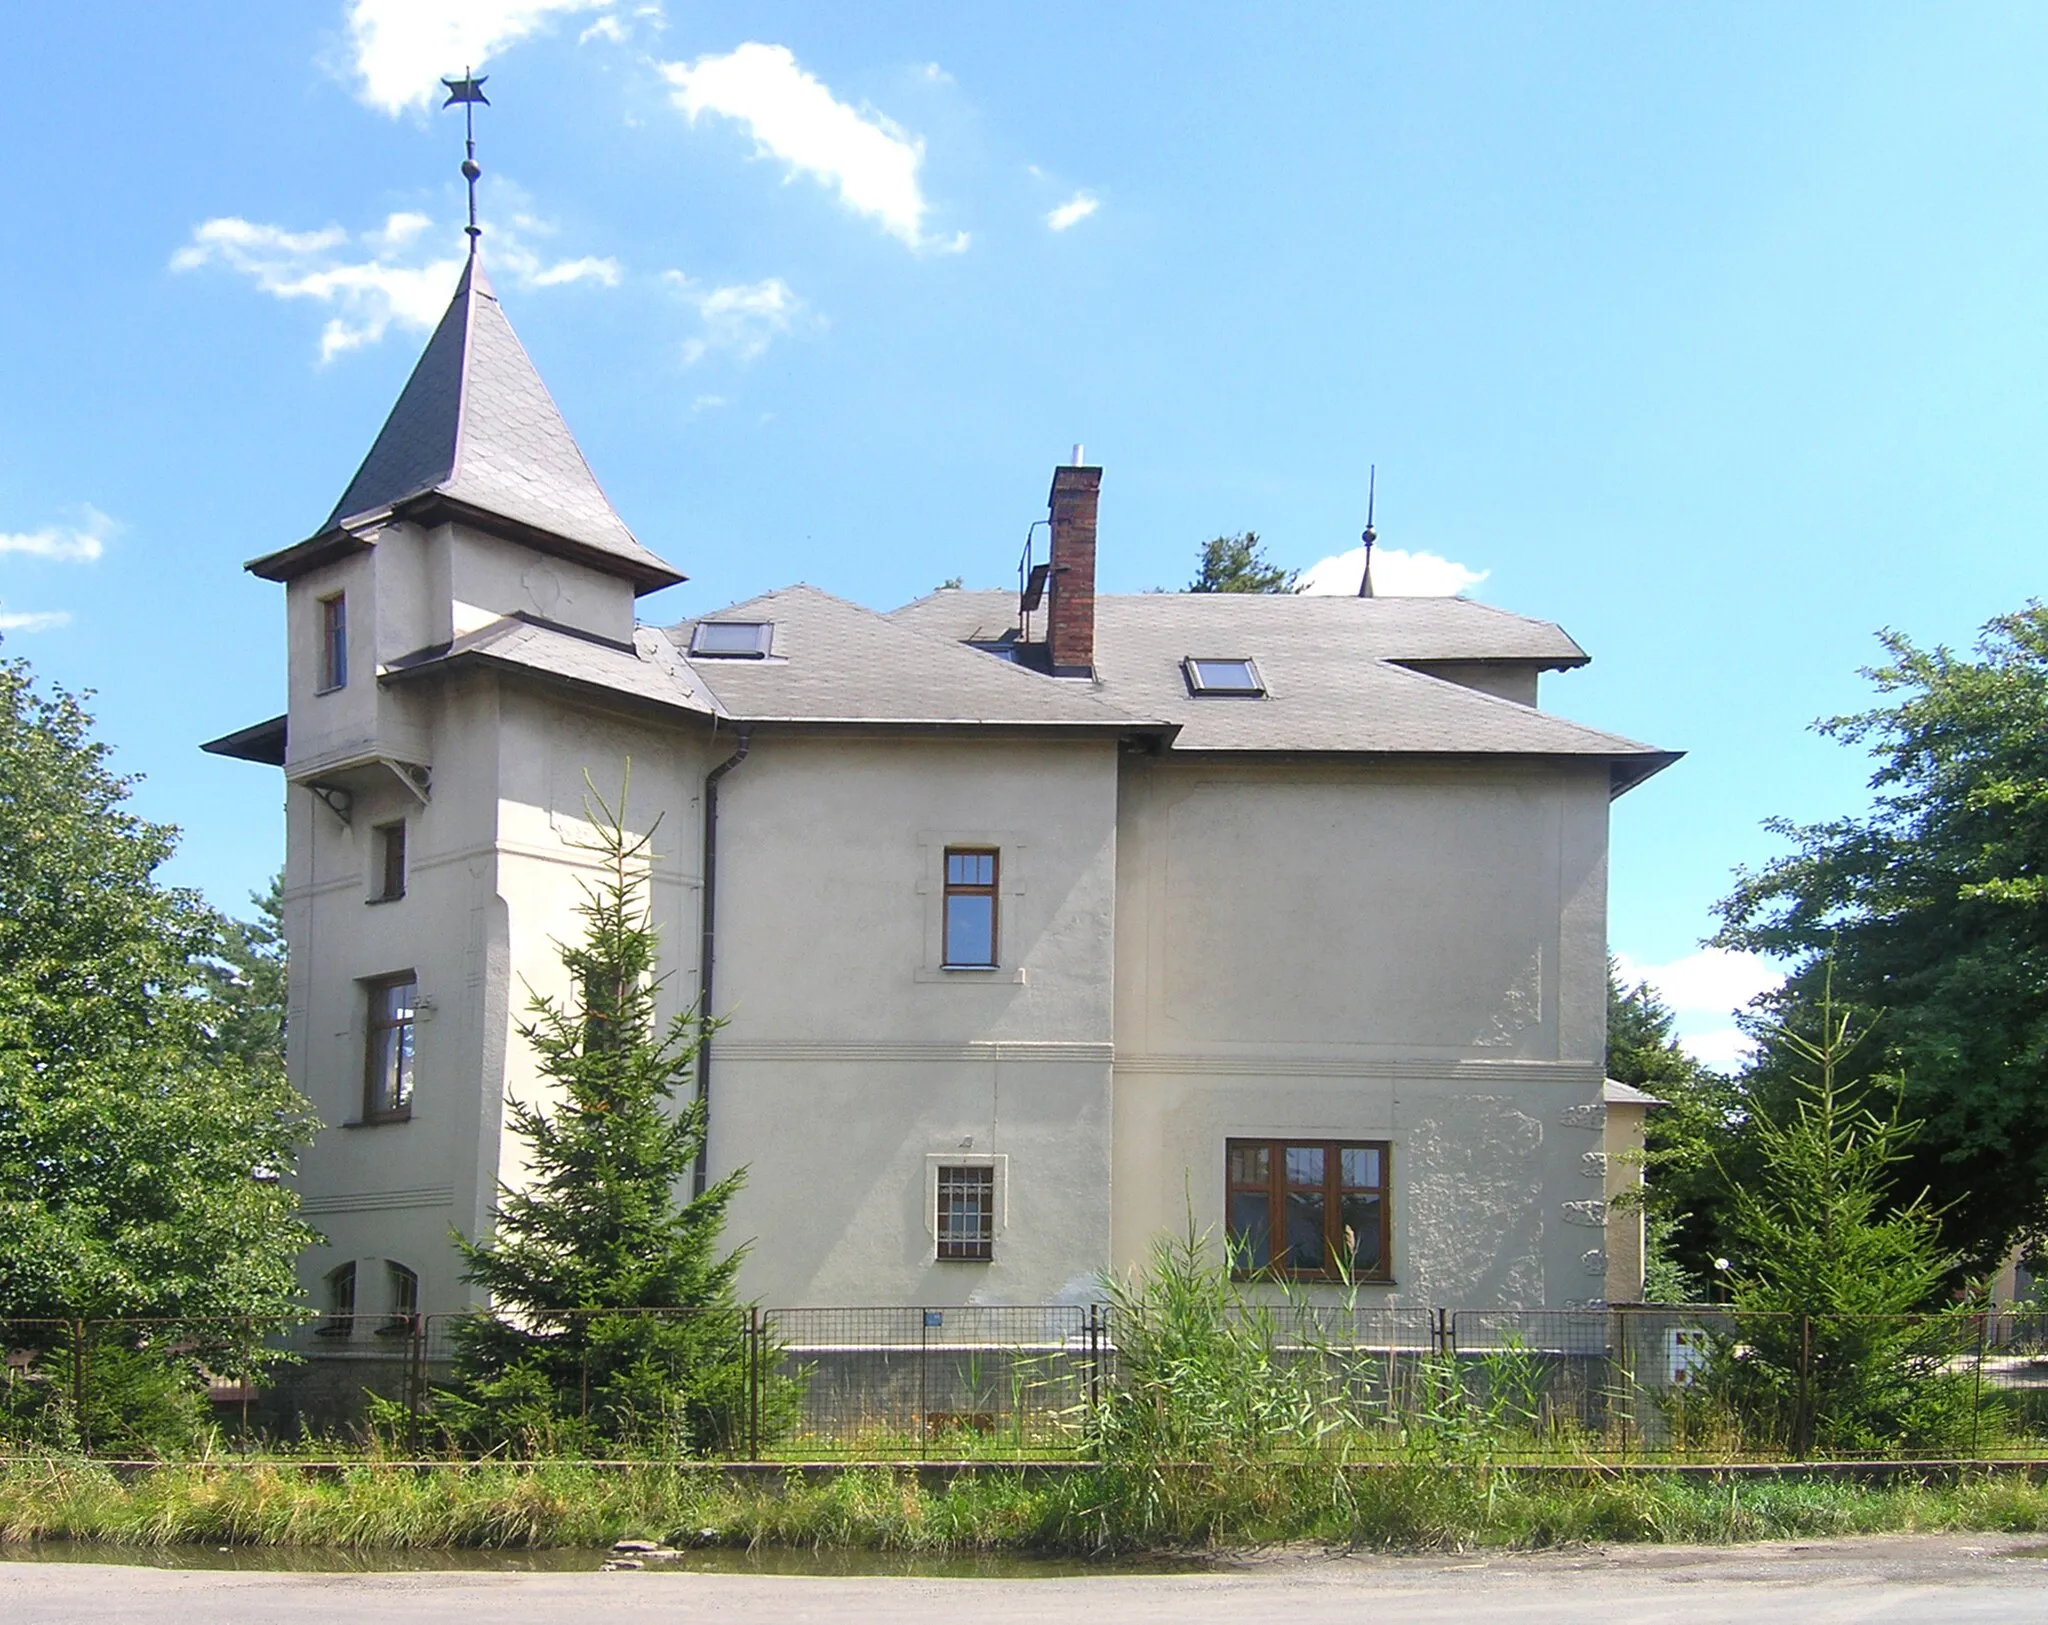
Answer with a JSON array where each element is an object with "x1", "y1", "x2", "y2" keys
[{"x1": 7, "y1": 1535, "x2": 2048, "y2": 1623}]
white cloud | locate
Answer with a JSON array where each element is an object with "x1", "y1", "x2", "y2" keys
[
  {"x1": 1678, "y1": 1027, "x2": 1757, "y2": 1071},
  {"x1": 663, "y1": 271, "x2": 810, "y2": 364},
  {"x1": 1297, "y1": 544, "x2": 1490, "y2": 597},
  {"x1": 343, "y1": 0, "x2": 621, "y2": 115},
  {"x1": 0, "y1": 608, "x2": 70, "y2": 633},
  {"x1": 660, "y1": 43, "x2": 963, "y2": 252},
  {"x1": 0, "y1": 507, "x2": 112, "y2": 564},
  {"x1": 172, "y1": 207, "x2": 619, "y2": 361},
  {"x1": 1046, "y1": 192, "x2": 1099, "y2": 232},
  {"x1": 578, "y1": 13, "x2": 626, "y2": 44},
  {"x1": 1613, "y1": 947, "x2": 1783, "y2": 1020}
]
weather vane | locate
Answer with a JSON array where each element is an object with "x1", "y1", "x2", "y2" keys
[
  {"x1": 442, "y1": 69, "x2": 490, "y2": 253},
  {"x1": 1356, "y1": 464, "x2": 1377, "y2": 598}
]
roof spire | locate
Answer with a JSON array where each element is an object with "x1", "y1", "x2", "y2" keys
[
  {"x1": 1356, "y1": 464, "x2": 1377, "y2": 598},
  {"x1": 442, "y1": 69, "x2": 490, "y2": 255}
]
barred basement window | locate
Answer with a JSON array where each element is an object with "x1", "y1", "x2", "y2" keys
[
  {"x1": 381, "y1": 1262, "x2": 419, "y2": 1335},
  {"x1": 936, "y1": 1164, "x2": 996, "y2": 1261},
  {"x1": 1226, "y1": 1139, "x2": 1390, "y2": 1281}
]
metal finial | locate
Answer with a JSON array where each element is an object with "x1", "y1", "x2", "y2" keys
[
  {"x1": 442, "y1": 69, "x2": 490, "y2": 254},
  {"x1": 1357, "y1": 464, "x2": 1377, "y2": 598}
]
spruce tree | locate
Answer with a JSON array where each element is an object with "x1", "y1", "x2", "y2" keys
[{"x1": 434, "y1": 775, "x2": 755, "y2": 1454}]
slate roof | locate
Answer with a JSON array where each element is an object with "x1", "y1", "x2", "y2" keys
[
  {"x1": 249, "y1": 257, "x2": 682, "y2": 593},
  {"x1": 886, "y1": 589, "x2": 1672, "y2": 788},
  {"x1": 379, "y1": 613, "x2": 722, "y2": 719},
  {"x1": 1604, "y1": 1079, "x2": 1666, "y2": 1107},
  {"x1": 660, "y1": 585, "x2": 1170, "y2": 731}
]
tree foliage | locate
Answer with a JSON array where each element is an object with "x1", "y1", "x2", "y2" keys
[
  {"x1": 1188, "y1": 532, "x2": 1296, "y2": 594},
  {"x1": 1715, "y1": 606, "x2": 2048, "y2": 1272},
  {"x1": 1605, "y1": 963, "x2": 1740, "y2": 1299},
  {"x1": 0, "y1": 653, "x2": 314, "y2": 1326},
  {"x1": 431, "y1": 776, "x2": 769, "y2": 1454},
  {"x1": 1705, "y1": 976, "x2": 1984, "y2": 1454}
]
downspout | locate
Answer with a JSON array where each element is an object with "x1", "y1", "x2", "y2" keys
[{"x1": 694, "y1": 728, "x2": 751, "y2": 1197}]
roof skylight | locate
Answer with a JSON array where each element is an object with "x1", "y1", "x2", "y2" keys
[
  {"x1": 692, "y1": 621, "x2": 774, "y2": 659},
  {"x1": 1183, "y1": 657, "x2": 1265, "y2": 696}
]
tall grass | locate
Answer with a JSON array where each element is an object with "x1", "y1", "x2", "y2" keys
[{"x1": 7, "y1": 1460, "x2": 2048, "y2": 1554}]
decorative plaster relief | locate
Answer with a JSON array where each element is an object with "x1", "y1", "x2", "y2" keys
[
  {"x1": 1581, "y1": 1150, "x2": 1609, "y2": 1178},
  {"x1": 1560, "y1": 1198, "x2": 1606, "y2": 1227},
  {"x1": 1559, "y1": 1102, "x2": 1605, "y2": 1132},
  {"x1": 1407, "y1": 1097, "x2": 1545, "y2": 1303},
  {"x1": 1581, "y1": 1247, "x2": 1607, "y2": 1276}
]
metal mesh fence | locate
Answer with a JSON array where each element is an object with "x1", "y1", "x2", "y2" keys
[{"x1": 12, "y1": 1303, "x2": 2048, "y2": 1462}]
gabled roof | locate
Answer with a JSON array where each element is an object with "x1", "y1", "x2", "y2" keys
[
  {"x1": 248, "y1": 257, "x2": 683, "y2": 594},
  {"x1": 663, "y1": 584, "x2": 1173, "y2": 732},
  {"x1": 889, "y1": 590, "x2": 1676, "y2": 792}
]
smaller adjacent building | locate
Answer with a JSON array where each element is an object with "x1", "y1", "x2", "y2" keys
[{"x1": 207, "y1": 256, "x2": 1679, "y2": 1324}]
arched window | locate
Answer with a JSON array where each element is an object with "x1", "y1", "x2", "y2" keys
[
  {"x1": 319, "y1": 1261, "x2": 357, "y2": 1337},
  {"x1": 381, "y1": 1262, "x2": 419, "y2": 1335}
]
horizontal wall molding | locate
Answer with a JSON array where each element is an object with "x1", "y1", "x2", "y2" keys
[
  {"x1": 1113, "y1": 1054, "x2": 1603, "y2": 1085},
  {"x1": 715, "y1": 1040, "x2": 1114, "y2": 1065},
  {"x1": 299, "y1": 1185, "x2": 456, "y2": 1216}
]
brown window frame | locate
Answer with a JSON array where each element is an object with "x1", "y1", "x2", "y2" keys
[
  {"x1": 318, "y1": 593, "x2": 348, "y2": 693},
  {"x1": 936, "y1": 1164, "x2": 996, "y2": 1261},
  {"x1": 1225, "y1": 1138, "x2": 1391, "y2": 1283},
  {"x1": 362, "y1": 972, "x2": 417, "y2": 1124},
  {"x1": 941, "y1": 847, "x2": 1000, "y2": 968},
  {"x1": 380, "y1": 1261, "x2": 420, "y2": 1336},
  {"x1": 372, "y1": 819, "x2": 407, "y2": 902},
  {"x1": 318, "y1": 1261, "x2": 357, "y2": 1337}
]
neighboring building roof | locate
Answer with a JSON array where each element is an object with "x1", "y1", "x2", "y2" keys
[
  {"x1": 1603, "y1": 1079, "x2": 1666, "y2": 1107},
  {"x1": 201, "y1": 714, "x2": 287, "y2": 766},
  {"x1": 889, "y1": 590, "x2": 1675, "y2": 789},
  {"x1": 661, "y1": 584, "x2": 1173, "y2": 732},
  {"x1": 380, "y1": 613, "x2": 723, "y2": 720},
  {"x1": 247, "y1": 257, "x2": 683, "y2": 594}
]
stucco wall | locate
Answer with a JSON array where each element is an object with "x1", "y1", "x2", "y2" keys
[
  {"x1": 1110, "y1": 754, "x2": 1614, "y2": 1306},
  {"x1": 706, "y1": 733, "x2": 1122, "y2": 1306}
]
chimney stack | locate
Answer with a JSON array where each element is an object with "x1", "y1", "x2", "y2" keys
[{"x1": 1046, "y1": 459, "x2": 1100, "y2": 674}]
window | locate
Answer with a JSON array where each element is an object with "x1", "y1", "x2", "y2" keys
[
  {"x1": 372, "y1": 820, "x2": 406, "y2": 901},
  {"x1": 319, "y1": 593, "x2": 348, "y2": 692},
  {"x1": 690, "y1": 620, "x2": 773, "y2": 658},
  {"x1": 318, "y1": 1262, "x2": 356, "y2": 1336},
  {"x1": 363, "y1": 973, "x2": 417, "y2": 1122},
  {"x1": 1183, "y1": 656, "x2": 1265, "y2": 696},
  {"x1": 381, "y1": 1262, "x2": 419, "y2": 1335},
  {"x1": 936, "y1": 1165, "x2": 996, "y2": 1261},
  {"x1": 942, "y1": 848, "x2": 999, "y2": 967},
  {"x1": 1226, "y1": 1139, "x2": 1390, "y2": 1281}
]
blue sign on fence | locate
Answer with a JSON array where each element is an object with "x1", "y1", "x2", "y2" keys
[{"x1": 923, "y1": 1310, "x2": 944, "y2": 1328}]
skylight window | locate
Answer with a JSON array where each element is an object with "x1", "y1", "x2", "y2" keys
[
  {"x1": 1183, "y1": 657, "x2": 1266, "y2": 696},
  {"x1": 691, "y1": 621, "x2": 773, "y2": 659}
]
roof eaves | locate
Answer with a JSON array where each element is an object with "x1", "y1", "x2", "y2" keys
[{"x1": 200, "y1": 714, "x2": 288, "y2": 766}]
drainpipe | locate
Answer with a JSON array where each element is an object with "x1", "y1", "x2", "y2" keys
[{"x1": 694, "y1": 728, "x2": 751, "y2": 1198}]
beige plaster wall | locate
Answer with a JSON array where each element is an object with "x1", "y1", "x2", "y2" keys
[
  {"x1": 1603, "y1": 1100, "x2": 1650, "y2": 1303},
  {"x1": 1110, "y1": 754, "x2": 1616, "y2": 1307},
  {"x1": 706, "y1": 733, "x2": 1122, "y2": 1305}
]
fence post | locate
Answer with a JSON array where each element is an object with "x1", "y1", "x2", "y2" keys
[
  {"x1": 1794, "y1": 1314, "x2": 1813, "y2": 1461},
  {"x1": 748, "y1": 1306, "x2": 762, "y2": 1462},
  {"x1": 71, "y1": 1319, "x2": 86, "y2": 1455},
  {"x1": 240, "y1": 1316, "x2": 253, "y2": 1448},
  {"x1": 919, "y1": 1308, "x2": 930, "y2": 1458},
  {"x1": 1971, "y1": 1309, "x2": 1986, "y2": 1459},
  {"x1": 408, "y1": 1315, "x2": 427, "y2": 1455},
  {"x1": 1087, "y1": 1302, "x2": 1101, "y2": 1415}
]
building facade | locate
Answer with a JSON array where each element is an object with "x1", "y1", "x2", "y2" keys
[{"x1": 207, "y1": 259, "x2": 1677, "y2": 1323}]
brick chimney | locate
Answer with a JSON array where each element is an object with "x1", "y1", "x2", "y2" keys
[{"x1": 1046, "y1": 460, "x2": 1101, "y2": 674}]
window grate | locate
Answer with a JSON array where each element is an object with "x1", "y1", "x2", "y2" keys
[{"x1": 936, "y1": 1165, "x2": 996, "y2": 1261}]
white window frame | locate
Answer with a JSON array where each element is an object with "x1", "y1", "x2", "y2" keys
[{"x1": 925, "y1": 1153, "x2": 1008, "y2": 1262}]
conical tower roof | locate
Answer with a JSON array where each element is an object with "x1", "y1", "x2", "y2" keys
[{"x1": 251, "y1": 258, "x2": 682, "y2": 593}]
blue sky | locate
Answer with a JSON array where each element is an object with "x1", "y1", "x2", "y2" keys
[{"x1": 2, "y1": 3, "x2": 2042, "y2": 1061}]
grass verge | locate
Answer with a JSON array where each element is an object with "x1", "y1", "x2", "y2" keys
[{"x1": 8, "y1": 1461, "x2": 2048, "y2": 1555}]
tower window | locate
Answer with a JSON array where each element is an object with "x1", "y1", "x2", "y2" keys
[
  {"x1": 319, "y1": 594, "x2": 348, "y2": 692},
  {"x1": 363, "y1": 973, "x2": 417, "y2": 1122},
  {"x1": 372, "y1": 820, "x2": 407, "y2": 902},
  {"x1": 318, "y1": 1261, "x2": 357, "y2": 1336}
]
